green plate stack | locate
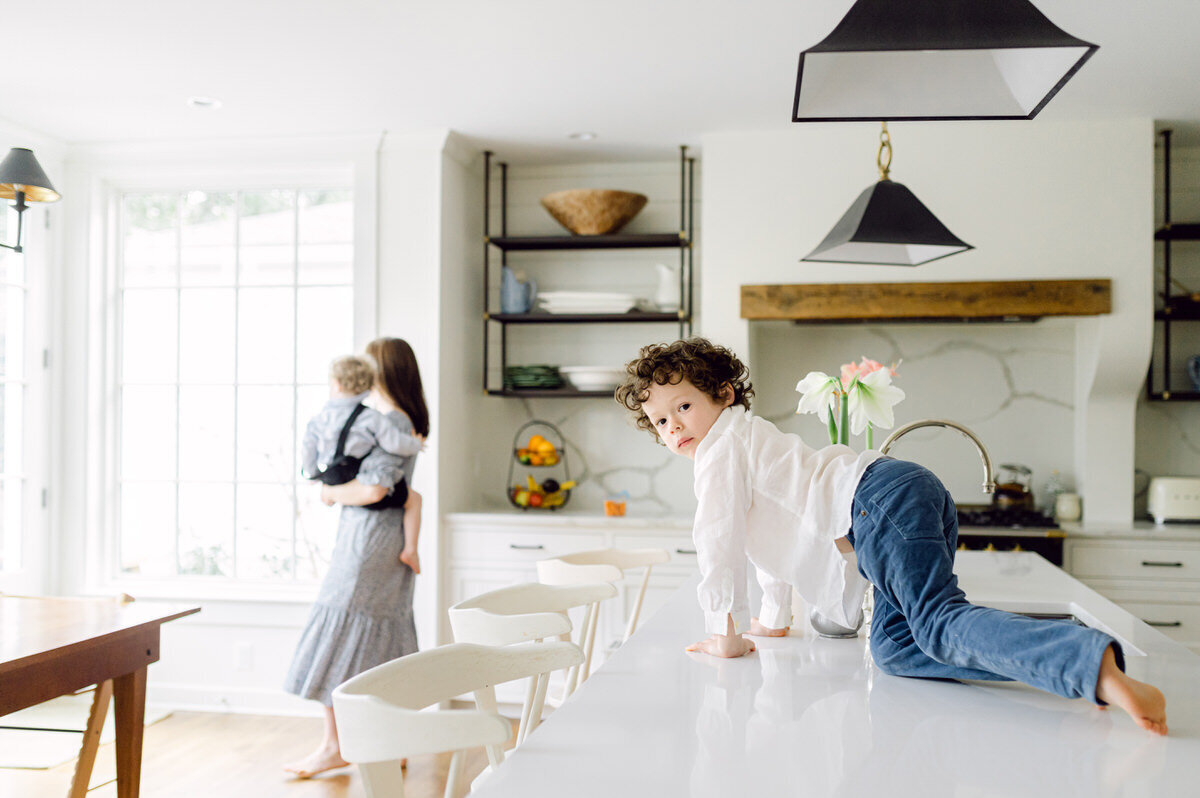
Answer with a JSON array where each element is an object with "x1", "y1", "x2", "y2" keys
[{"x1": 504, "y1": 365, "x2": 564, "y2": 390}]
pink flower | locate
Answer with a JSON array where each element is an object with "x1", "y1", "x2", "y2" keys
[
  {"x1": 839, "y1": 361, "x2": 860, "y2": 390},
  {"x1": 858, "y1": 357, "x2": 884, "y2": 374}
]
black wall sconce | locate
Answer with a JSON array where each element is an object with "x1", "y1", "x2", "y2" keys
[{"x1": 0, "y1": 147, "x2": 61, "y2": 253}]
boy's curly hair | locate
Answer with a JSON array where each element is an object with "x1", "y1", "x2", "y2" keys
[
  {"x1": 614, "y1": 338, "x2": 754, "y2": 439},
  {"x1": 330, "y1": 355, "x2": 375, "y2": 395}
]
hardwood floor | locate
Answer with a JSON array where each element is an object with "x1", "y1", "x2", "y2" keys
[{"x1": 0, "y1": 710, "x2": 504, "y2": 798}]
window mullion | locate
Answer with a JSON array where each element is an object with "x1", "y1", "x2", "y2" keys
[
  {"x1": 174, "y1": 193, "x2": 183, "y2": 576},
  {"x1": 291, "y1": 190, "x2": 300, "y2": 580},
  {"x1": 232, "y1": 191, "x2": 242, "y2": 579}
]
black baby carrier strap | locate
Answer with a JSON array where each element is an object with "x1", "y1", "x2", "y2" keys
[
  {"x1": 363, "y1": 475, "x2": 409, "y2": 512},
  {"x1": 314, "y1": 403, "x2": 368, "y2": 485}
]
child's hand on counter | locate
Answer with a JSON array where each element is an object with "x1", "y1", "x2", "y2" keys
[{"x1": 685, "y1": 633, "x2": 756, "y2": 658}]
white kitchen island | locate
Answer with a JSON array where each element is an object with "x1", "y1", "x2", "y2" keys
[{"x1": 471, "y1": 551, "x2": 1199, "y2": 797}]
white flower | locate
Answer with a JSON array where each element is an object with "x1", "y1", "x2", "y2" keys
[
  {"x1": 846, "y1": 369, "x2": 906, "y2": 434},
  {"x1": 795, "y1": 371, "x2": 841, "y2": 422}
]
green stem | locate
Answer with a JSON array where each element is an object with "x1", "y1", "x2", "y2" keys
[
  {"x1": 866, "y1": 423, "x2": 874, "y2": 450},
  {"x1": 826, "y1": 397, "x2": 839, "y2": 445},
  {"x1": 839, "y1": 393, "x2": 849, "y2": 446}
]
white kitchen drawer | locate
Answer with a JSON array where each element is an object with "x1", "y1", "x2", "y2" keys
[
  {"x1": 448, "y1": 530, "x2": 604, "y2": 565},
  {"x1": 613, "y1": 534, "x2": 697, "y2": 571},
  {"x1": 1113, "y1": 601, "x2": 1200, "y2": 645},
  {"x1": 1068, "y1": 542, "x2": 1200, "y2": 582}
]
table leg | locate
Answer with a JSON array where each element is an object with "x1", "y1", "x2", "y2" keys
[{"x1": 113, "y1": 666, "x2": 147, "y2": 798}]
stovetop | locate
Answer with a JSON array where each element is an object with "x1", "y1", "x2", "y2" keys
[{"x1": 956, "y1": 506, "x2": 1059, "y2": 529}]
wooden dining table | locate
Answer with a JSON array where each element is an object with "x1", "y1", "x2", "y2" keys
[{"x1": 0, "y1": 595, "x2": 200, "y2": 798}]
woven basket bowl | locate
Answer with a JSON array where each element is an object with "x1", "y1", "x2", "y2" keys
[{"x1": 540, "y1": 189, "x2": 649, "y2": 235}]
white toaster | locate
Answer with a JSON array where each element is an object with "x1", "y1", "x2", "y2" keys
[{"x1": 1148, "y1": 477, "x2": 1200, "y2": 523}]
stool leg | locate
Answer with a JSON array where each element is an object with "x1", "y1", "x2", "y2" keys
[
  {"x1": 69, "y1": 680, "x2": 113, "y2": 798},
  {"x1": 580, "y1": 601, "x2": 600, "y2": 684},
  {"x1": 526, "y1": 672, "x2": 550, "y2": 738},
  {"x1": 625, "y1": 567, "x2": 653, "y2": 641},
  {"x1": 516, "y1": 675, "x2": 537, "y2": 745}
]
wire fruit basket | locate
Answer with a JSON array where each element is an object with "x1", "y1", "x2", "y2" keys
[{"x1": 506, "y1": 420, "x2": 574, "y2": 510}]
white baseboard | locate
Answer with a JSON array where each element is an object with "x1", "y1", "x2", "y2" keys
[{"x1": 146, "y1": 683, "x2": 326, "y2": 717}]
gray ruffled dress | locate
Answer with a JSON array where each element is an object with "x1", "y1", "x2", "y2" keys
[{"x1": 284, "y1": 410, "x2": 419, "y2": 705}]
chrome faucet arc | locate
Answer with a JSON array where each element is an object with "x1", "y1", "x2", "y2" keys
[{"x1": 879, "y1": 419, "x2": 997, "y2": 494}]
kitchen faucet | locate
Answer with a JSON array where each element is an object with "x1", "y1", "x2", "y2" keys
[
  {"x1": 811, "y1": 419, "x2": 998, "y2": 641},
  {"x1": 879, "y1": 419, "x2": 997, "y2": 494}
]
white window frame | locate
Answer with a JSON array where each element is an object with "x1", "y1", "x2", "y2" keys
[
  {"x1": 84, "y1": 152, "x2": 378, "y2": 602},
  {"x1": 0, "y1": 202, "x2": 52, "y2": 595}
]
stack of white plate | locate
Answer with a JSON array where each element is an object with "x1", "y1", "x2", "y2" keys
[
  {"x1": 536, "y1": 290, "x2": 637, "y2": 314},
  {"x1": 560, "y1": 365, "x2": 627, "y2": 391}
]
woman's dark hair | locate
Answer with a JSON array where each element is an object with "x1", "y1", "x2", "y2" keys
[
  {"x1": 614, "y1": 337, "x2": 753, "y2": 439},
  {"x1": 366, "y1": 337, "x2": 430, "y2": 438}
]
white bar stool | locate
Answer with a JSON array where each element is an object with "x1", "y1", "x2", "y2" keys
[
  {"x1": 333, "y1": 641, "x2": 582, "y2": 798},
  {"x1": 536, "y1": 547, "x2": 670, "y2": 690},
  {"x1": 448, "y1": 582, "x2": 616, "y2": 745}
]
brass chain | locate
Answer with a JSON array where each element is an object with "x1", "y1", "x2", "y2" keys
[{"x1": 876, "y1": 122, "x2": 892, "y2": 181}]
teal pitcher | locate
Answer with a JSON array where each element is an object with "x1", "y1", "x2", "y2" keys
[{"x1": 500, "y1": 266, "x2": 537, "y2": 314}]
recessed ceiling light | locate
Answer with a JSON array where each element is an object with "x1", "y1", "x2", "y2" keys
[
  {"x1": 188, "y1": 96, "x2": 222, "y2": 110},
  {"x1": 568, "y1": 132, "x2": 597, "y2": 141}
]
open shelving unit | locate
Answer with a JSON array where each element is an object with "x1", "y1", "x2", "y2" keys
[
  {"x1": 482, "y1": 147, "x2": 695, "y2": 397},
  {"x1": 1148, "y1": 129, "x2": 1200, "y2": 401}
]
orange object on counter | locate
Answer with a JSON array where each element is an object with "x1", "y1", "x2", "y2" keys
[{"x1": 604, "y1": 500, "x2": 627, "y2": 517}]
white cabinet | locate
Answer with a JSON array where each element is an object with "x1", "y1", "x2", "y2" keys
[{"x1": 1066, "y1": 537, "x2": 1200, "y2": 652}]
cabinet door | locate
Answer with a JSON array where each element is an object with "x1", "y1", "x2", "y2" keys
[
  {"x1": 1068, "y1": 541, "x2": 1200, "y2": 582},
  {"x1": 447, "y1": 566, "x2": 538, "y2": 612}
]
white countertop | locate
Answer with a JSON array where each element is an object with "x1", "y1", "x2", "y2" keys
[
  {"x1": 1062, "y1": 520, "x2": 1200, "y2": 542},
  {"x1": 473, "y1": 552, "x2": 1200, "y2": 797},
  {"x1": 447, "y1": 510, "x2": 692, "y2": 531},
  {"x1": 448, "y1": 510, "x2": 1200, "y2": 543}
]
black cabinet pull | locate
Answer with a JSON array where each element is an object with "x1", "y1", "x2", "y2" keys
[
  {"x1": 676, "y1": 548, "x2": 697, "y2": 555},
  {"x1": 1141, "y1": 560, "x2": 1184, "y2": 567},
  {"x1": 1144, "y1": 620, "x2": 1183, "y2": 628},
  {"x1": 509, "y1": 543, "x2": 545, "y2": 550}
]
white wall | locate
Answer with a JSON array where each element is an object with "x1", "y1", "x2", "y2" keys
[{"x1": 699, "y1": 120, "x2": 1153, "y2": 524}]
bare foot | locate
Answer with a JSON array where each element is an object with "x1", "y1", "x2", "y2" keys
[
  {"x1": 1095, "y1": 645, "x2": 1168, "y2": 735},
  {"x1": 284, "y1": 748, "x2": 350, "y2": 779}
]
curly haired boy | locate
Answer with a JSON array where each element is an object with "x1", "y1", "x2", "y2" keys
[{"x1": 616, "y1": 338, "x2": 1167, "y2": 735}]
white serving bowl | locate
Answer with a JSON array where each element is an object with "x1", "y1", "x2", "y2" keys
[{"x1": 560, "y1": 365, "x2": 626, "y2": 391}]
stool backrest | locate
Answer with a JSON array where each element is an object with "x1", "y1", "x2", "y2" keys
[
  {"x1": 449, "y1": 582, "x2": 616, "y2": 646},
  {"x1": 333, "y1": 641, "x2": 583, "y2": 798}
]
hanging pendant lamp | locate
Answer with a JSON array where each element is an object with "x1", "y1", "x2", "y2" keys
[
  {"x1": 792, "y1": 0, "x2": 1098, "y2": 122},
  {"x1": 802, "y1": 125, "x2": 972, "y2": 267}
]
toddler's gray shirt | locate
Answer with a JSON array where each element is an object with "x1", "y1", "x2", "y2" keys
[{"x1": 301, "y1": 392, "x2": 421, "y2": 481}]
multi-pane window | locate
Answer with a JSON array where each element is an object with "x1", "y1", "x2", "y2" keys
[
  {"x1": 117, "y1": 189, "x2": 354, "y2": 582},
  {"x1": 0, "y1": 210, "x2": 25, "y2": 573}
]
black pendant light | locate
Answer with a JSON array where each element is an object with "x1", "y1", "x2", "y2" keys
[
  {"x1": 0, "y1": 147, "x2": 61, "y2": 254},
  {"x1": 792, "y1": 0, "x2": 1099, "y2": 122},
  {"x1": 802, "y1": 125, "x2": 972, "y2": 267}
]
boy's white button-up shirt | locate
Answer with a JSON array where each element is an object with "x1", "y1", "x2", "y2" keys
[{"x1": 692, "y1": 406, "x2": 882, "y2": 635}]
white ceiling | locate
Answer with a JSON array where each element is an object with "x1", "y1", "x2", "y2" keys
[{"x1": 7, "y1": 1, "x2": 1200, "y2": 163}]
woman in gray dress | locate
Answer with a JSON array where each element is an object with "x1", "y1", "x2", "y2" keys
[{"x1": 283, "y1": 337, "x2": 430, "y2": 779}]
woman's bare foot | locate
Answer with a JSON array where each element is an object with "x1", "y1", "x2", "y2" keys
[
  {"x1": 284, "y1": 748, "x2": 350, "y2": 779},
  {"x1": 1095, "y1": 645, "x2": 1168, "y2": 735}
]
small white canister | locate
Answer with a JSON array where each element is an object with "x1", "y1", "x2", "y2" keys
[{"x1": 1055, "y1": 492, "x2": 1082, "y2": 522}]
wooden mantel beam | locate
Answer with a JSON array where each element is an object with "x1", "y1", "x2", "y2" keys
[{"x1": 740, "y1": 279, "x2": 1112, "y2": 323}]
